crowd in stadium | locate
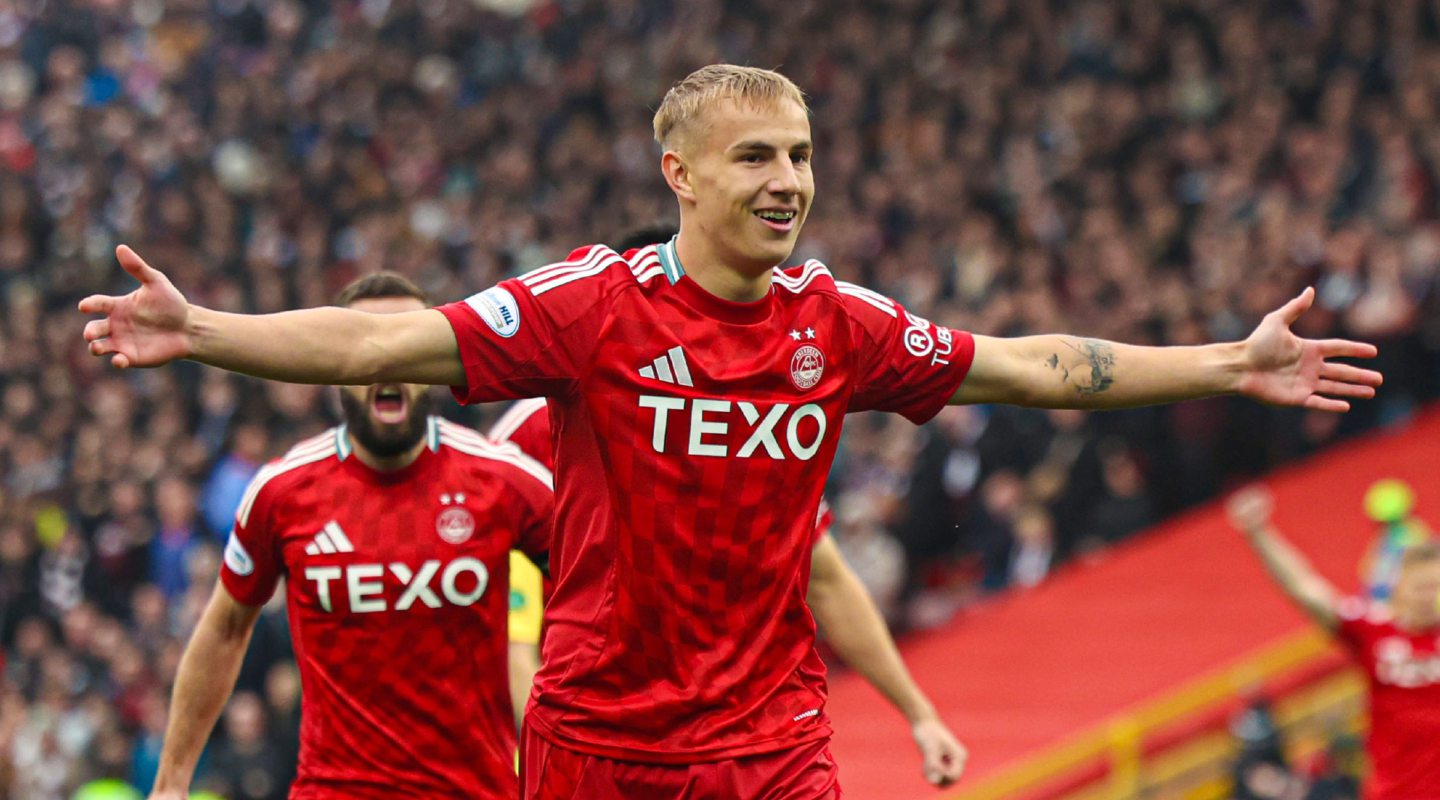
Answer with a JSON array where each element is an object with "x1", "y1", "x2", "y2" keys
[{"x1": 3, "y1": 0, "x2": 1438, "y2": 796}]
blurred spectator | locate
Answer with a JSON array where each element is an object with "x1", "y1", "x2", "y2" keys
[
  {"x1": 148, "y1": 477, "x2": 200, "y2": 601},
  {"x1": 263, "y1": 663, "x2": 301, "y2": 794},
  {"x1": 206, "y1": 692, "x2": 286, "y2": 800},
  {"x1": 199, "y1": 420, "x2": 269, "y2": 542}
]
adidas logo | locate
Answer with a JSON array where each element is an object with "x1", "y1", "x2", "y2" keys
[
  {"x1": 638, "y1": 346, "x2": 694, "y2": 387},
  {"x1": 304, "y1": 521, "x2": 354, "y2": 555}
]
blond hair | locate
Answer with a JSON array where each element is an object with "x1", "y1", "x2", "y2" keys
[{"x1": 652, "y1": 65, "x2": 809, "y2": 150}]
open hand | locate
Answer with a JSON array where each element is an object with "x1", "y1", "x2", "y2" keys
[
  {"x1": 912, "y1": 717, "x2": 968, "y2": 787},
  {"x1": 79, "y1": 245, "x2": 192, "y2": 369},
  {"x1": 1237, "y1": 287, "x2": 1382, "y2": 412}
]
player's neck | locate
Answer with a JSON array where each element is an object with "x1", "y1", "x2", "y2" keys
[
  {"x1": 349, "y1": 436, "x2": 427, "y2": 473},
  {"x1": 674, "y1": 229, "x2": 773, "y2": 303}
]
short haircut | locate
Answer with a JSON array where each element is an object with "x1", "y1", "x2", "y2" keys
[
  {"x1": 1400, "y1": 540, "x2": 1440, "y2": 570},
  {"x1": 652, "y1": 64, "x2": 809, "y2": 150},
  {"x1": 332, "y1": 271, "x2": 428, "y2": 307}
]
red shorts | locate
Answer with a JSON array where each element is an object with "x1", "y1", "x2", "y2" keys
[{"x1": 520, "y1": 726, "x2": 842, "y2": 800}]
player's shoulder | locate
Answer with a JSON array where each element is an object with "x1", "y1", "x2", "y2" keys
[
  {"x1": 771, "y1": 260, "x2": 901, "y2": 318},
  {"x1": 488, "y1": 397, "x2": 550, "y2": 443},
  {"x1": 771, "y1": 258, "x2": 838, "y2": 297},
  {"x1": 510, "y1": 243, "x2": 668, "y2": 299},
  {"x1": 235, "y1": 428, "x2": 342, "y2": 528},
  {"x1": 433, "y1": 417, "x2": 553, "y2": 490},
  {"x1": 1337, "y1": 595, "x2": 1394, "y2": 626}
]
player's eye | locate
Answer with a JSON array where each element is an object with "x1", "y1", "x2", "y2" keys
[
  {"x1": 740, "y1": 153, "x2": 765, "y2": 164},
  {"x1": 791, "y1": 152, "x2": 810, "y2": 165}
]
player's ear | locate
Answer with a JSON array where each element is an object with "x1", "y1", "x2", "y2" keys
[{"x1": 661, "y1": 150, "x2": 696, "y2": 204}]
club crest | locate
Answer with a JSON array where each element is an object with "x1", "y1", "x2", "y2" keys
[
  {"x1": 790, "y1": 345, "x2": 824, "y2": 391},
  {"x1": 436, "y1": 506, "x2": 476, "y2": 544}
]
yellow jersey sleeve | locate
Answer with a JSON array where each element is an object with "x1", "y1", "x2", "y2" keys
[{"x1": 508, "y1": 550, "x2": 544, "y2": 645}]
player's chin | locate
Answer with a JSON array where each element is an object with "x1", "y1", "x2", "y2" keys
[{"x1": 748, "y1": 234, "x2": 799, "y2": 266}]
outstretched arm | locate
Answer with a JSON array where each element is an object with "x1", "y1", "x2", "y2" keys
[
  {"x1": 148, "y1": 582, "x2": 264, "y2": 799},
  {"x1": 952, "y1": 288, "x2": 1381, "y2": 411},
  {"x1": 81, "y1": 246, "x2": 464, "y2": 385},
  {"x1": 1226, "y1": 487, "x2": 1340, "y2": 631},
  {"x1": 808, "y1": 534, "x2": 967, "y2": 787}
]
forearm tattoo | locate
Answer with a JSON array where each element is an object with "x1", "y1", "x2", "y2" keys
[{"x1": 1045, "y1": 338, "x2": 1116, "y2": 396}]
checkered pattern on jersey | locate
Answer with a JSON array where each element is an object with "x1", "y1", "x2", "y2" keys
[
  {"x1": 440, "y1": 246, "x2": 973, "y2": 762},
  {"x1": 221, "y1": 426, "x2": 552, "y2": 798}
]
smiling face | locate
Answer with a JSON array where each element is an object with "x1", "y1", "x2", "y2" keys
[
  {"x1": 654, "y1": 66, "x2": 815, "y2": 281},
  {"x1": 336, "y1": 295, "x2": 432, "y2": 459},
  {"x1": 674, "y1": 97, "x2": 815, "y2": 274}
]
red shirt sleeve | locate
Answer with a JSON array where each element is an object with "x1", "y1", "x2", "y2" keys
[
  {"x1": 218, "y1": 465, "x2": 286, "y2": 607},
  {"x1": 437, "y1": 245, "x2": 622, "y2": 406},
  {"x1": 488, "y1": 399, "x2": 554, "y2": 472},
  {"x1": 839, "y1": 282, "x2": 976, "y2": 423}
]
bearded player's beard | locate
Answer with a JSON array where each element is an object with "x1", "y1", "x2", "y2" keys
[{"x1": 338, "y1": 389, "x2": 433, "y2": 459}]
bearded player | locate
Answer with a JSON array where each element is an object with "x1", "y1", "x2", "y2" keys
[
  {"x1": 490, "y1": 397, "x2": 968, "y2": 787},
  {"x1": 1228, "y1": 487, "x2": 1440, "y2": 799},
  {"x1": 147, "y1": 273, "x2": 553, "y2": 800},
  {"x1": 86, "y1": 65, "x2": 1380, "y2": 798}
]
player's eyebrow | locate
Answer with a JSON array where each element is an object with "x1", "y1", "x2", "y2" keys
[{"x1": 730, "y1": 139, "x2": 814, "y2": 154}]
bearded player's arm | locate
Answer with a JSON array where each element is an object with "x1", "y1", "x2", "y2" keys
[
  {"x1": 1225, "y1": 487, "x2": 1341, "y2": 631},
  {"x1": 150, "y1": 472, "x2": 285, "y2": 799},
  {"x1": 807, "y1": 534, "x2": 967, "y2": 787},
  {"x1": 148, "y1": 584, "x2": 264, "y2": 799},
  {"x1": 950, "y1": 289, "x2": 1380, "y2": 412}
]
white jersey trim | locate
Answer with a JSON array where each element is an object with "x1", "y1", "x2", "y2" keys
[
  {"x1": 235, "y1": 433, "x2": 339, "y2": 529},
  {"x1": 489, "y1": 398, "x2": 549, "y2": 444},
  {"x1": 437, "y1": 419, "x2": 554, "y2": 490},
  {"x1": 772, "y1": 260, "x2": 832, "y2": 294},
  {"x1": 519, "y1": 247, "x2": 627, "y2": 296},
  {"x1": 836, "y1": 281, "x2": 899, "y2": 317},
  {"x1": 628, "y1": 248, "x2": 665, "y2": 285}
]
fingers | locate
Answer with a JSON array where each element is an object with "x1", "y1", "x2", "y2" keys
[
  {"x1": 87, "y1": 340, "x2": 131, "y2": 368},
  {"x1": 84, "y1": 318, "x2": 110, "y2": 342},
  {"x1": 78, "y1": 294, "x2": 116, "y2": 315},
  {"x1": 1274, "y1": 286, "x2": 1315, "y2": 325},
  {"x1": 1320, "y1": 361, "x2": 1383, "y2": 386},
  {"x1": 1316, "y1": 379, "x2": 1375, "y2": 399},
  {"x1": 1304, "y1": 395, "x2": 1351, "y2": 413},
  {"x1": 1317, "y1": 338, "x2": 1379, "y2": 360},
  {"x1": 116, "y1": 244, "x2": 161, "y2": 285},
  {"x1": 924, "y1": 744, "x2": 968, "y2": 786}
]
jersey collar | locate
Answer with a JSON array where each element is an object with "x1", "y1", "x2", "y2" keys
[
  {"x1": 334, "y1": 417, "x2": 442, "y2": 463},
  {"x1": 657, "y1": 236, "x2": 685, "y2": 284}
]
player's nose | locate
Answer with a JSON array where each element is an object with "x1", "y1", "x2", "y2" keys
[{"x1": 766, "y1": 161, "x2": 802, "y2": 197}]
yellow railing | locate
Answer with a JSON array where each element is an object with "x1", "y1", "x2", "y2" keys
[{"x1": 948, "y1": 628, "x2": 1361, "y2": 800}]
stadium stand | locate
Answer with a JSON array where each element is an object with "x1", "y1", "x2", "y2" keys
[
  {"x1": 829, "y1": 406, "x2": 1440, "y2": 799},
  {"x1": 3, "y1": 0, "x2": 1439, "y2": 796}
]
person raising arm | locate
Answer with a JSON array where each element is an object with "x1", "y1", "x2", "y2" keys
[
  {"x1": 1226, "y1": 487, "x2": 1341, "y2": 630},
  {"x1": 83, "y1": 247, "x2": 1377, "y2": 412}
]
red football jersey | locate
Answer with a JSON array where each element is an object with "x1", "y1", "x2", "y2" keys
[
  {"x1": 1335, "y1": 598, "x2": 1440, "y2": 800},
  {"x1": 219, "y1": 419, "x2": 553, "y2": 799},
  {"x1": 489, "y1": 397, "x2": 833, "y2": 545},
  {"x1": 439, "y1": 240, "x2": 974, "y2": 762}
]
